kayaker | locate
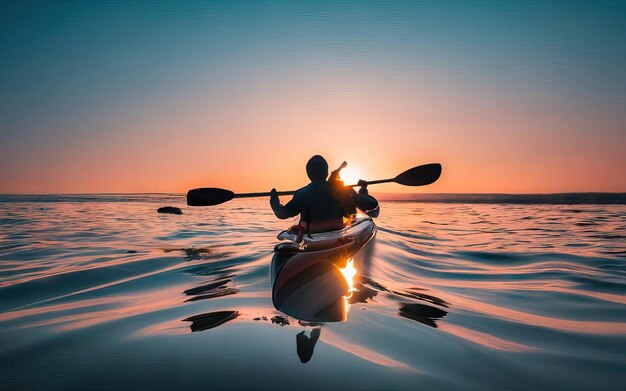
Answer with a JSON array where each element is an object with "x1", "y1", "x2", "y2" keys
[
  {"x1": 270, "y1": 155, "x2": 346, "y2": 235},
  {"x1": 270, "y1": 155, "x2": 377, "y2": 237}
]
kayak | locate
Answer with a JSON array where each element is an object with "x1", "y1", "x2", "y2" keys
[
  {"x1": 270, "y1": 216, "x2": 376, "y2": 322},
  {"x1": 273, "y1": 216, "x2": 376, "y2": 253}
]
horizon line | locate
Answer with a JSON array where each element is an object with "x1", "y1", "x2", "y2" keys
[{"x1": 1, "y1": 191, "x2": 625, "y2": 196}]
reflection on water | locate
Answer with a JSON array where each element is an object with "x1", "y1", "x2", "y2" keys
[
  {"x1": 340, "y1": 258, "x2": 357, "y2": 294},
  {"x1": 184, "y1": 310, "x2": 239, "y2": 332},
  {"x1": 163, "y1": 247, "x2": 217, "y2": 261},
  {"x1": 297, "y1": 328, "x2": 321, "y2": 363},
  {"x1": 183, "y1": 278, "x2": 239, "y2": 302},
  {"x1": 398, "y1": 303, "x2": 447, "y2": 328},
  {"x1": 271, "y1": 315, "x2": 290, "y2": 327},
  {"x1": 347, "y1": 282, "x2": 378, "y2": 304},
  {"x1": 0, "y1": 195, "x2": 625, "y2": 390}
]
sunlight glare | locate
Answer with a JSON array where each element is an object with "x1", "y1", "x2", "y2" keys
[
  {"x1": 340, "y1": 167, "x2": 361, "y2": 186},
  {"x1": 339, "y1": 258, "x2": 357, "y2": 298}
]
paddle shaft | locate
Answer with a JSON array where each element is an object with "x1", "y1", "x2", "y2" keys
[
  {"x1": 232, "y1": 178, "x2": 394, "y2": 199},
  {"x1": 187, "y1": 163, "x2": 441, "y2": 206}
]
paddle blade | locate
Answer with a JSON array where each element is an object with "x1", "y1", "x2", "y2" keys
[
  {"x1": 354, "y1": 193, "x2": 379, "y2": 214},
  {"x1": 187, "y1": 188, "x2": 234, "y2": 206},
  {"x1": 394, "y1": 163, "x2": 442, "y2": 186}
]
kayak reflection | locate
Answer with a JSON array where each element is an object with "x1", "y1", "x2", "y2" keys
[
  {"x1": 270, "y1": 216, "x2": 376, "y2": 323},
  {"x1": 296, "y1": 327, "x2": 322, "y2": 363}
]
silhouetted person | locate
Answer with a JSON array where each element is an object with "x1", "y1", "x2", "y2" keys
[
  {"x1": 296, "y1": 327, "x2": 321, "y2": 363},
  {"x1": 270, "y1": 155, "x2": 351, "y2": 234}
]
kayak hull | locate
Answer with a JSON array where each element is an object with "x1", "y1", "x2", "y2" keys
[{"x1": 270, "y1": 216, "x2": 376, "y2": 322}]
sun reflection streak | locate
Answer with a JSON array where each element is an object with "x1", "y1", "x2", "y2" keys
[
  {"x1": 339, "y1": 258, "x2": 357, "y2": 298},
  {"x1": 338, "y1": 258, "x2": 358, "y2": 317}
]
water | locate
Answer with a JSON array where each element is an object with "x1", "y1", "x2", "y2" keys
[{"x1": 1, "y1": 194, "x2": 625, "y2": 390}]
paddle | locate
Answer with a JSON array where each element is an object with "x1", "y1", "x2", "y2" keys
[{"x1": 187, "y1": 163, "x2": 441, "y2": 206}]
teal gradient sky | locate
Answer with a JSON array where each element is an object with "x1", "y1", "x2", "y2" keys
[{"x1": 1, "y1": 1, "x2": 625, "y2": 193}]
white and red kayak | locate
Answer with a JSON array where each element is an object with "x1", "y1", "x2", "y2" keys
[{"x1": 270, "y1": 215, "x2": 376, "y2": 322}]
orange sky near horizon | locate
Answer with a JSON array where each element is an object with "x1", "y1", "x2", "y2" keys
[{"x1": 3, "y1": 78, "x2": 624, "y2": 195}]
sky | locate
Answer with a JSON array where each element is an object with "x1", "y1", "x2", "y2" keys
[{"x1": 1, "y1": 0, "x2": 625, "y2": 194}]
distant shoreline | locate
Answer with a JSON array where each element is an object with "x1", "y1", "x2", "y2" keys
[
  {"x1": 374, "y1": 193, "x2": 626, "y2": 204},
  {"x1": 1, "y1": 193, "x2": 625, "y2": 205}
]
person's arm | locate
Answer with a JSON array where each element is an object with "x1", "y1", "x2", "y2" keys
[
  {"x1": 328, "y1": 161, "x2": 357, "y2": 217},
  {"x1": 329, "y1": 161, "x2": 348, "y2": 183},
  {"x1": 354, "y1": 180, "x2": 380, "y2": 217},
  {"x1": 294, "y1": 220, "x2": 308, "y2": 243},
  {"x1": 270, "y1": 188, "x2": 302, "y2": 219},
  {"x1": 357, "y1": 179, "x2": 369, "y2": 195}
]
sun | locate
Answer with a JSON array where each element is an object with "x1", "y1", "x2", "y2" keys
[{"x1": 339, "y1": 166, "x2": 362, "y2": 185}]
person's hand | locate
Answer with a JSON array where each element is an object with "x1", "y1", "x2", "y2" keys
[
  {"x1": 330, "y1": 162, "x2": 347, "y2": 183},
  {"x1": 270, "y1": 188, "x2": 279, "y2": 203},
  {"x1": 357, "y1": 179, "x2": 368, "y2": 195}
]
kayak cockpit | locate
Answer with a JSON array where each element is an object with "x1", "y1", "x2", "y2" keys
[{"x1": 275, "y1": 215, "x2": 375, "y2": 252}]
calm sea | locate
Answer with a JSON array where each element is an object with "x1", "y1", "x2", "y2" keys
[{"x1": 1, "y1": 194, "x2": 625, "y2": 390}]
